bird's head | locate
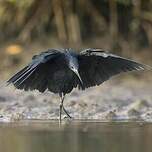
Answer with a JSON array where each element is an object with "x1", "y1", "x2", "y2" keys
[{"x1": 68, "y1": 55, "x2": 83, "y2": 85}]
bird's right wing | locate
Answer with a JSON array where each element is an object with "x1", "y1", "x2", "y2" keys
[
  {"x1": 78, "y1": 48, "x2": 150, "y2": 89},
  {"x1": 7, "y1": 49, "x2": 65, "y2": 92}
]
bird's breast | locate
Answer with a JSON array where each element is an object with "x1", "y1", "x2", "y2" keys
[
  {"x1": 52, "y1": 68, "x2": 74, "y2": 85},
  {"x1": 49, "y1": 68, "x2": 74, "y2": 94},
  {"x1": 53, "y1": 70, "x2": 69, "y2": 79}
]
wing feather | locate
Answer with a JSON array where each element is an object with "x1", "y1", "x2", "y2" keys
[
  {"x1": 7, "y1": 49, "x2": 64, "y2": 92},
  {"x1": 78, "y1": 48, "x2": 151, "y2": 89}
]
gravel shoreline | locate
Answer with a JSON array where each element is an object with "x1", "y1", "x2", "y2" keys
[{"x1": 0, "y1": 78, "x2": 152, "y2": 122}]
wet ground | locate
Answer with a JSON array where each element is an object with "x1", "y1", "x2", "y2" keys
[
  {"x1": 0, "y1": 77, "x2": 152, "y2": 122},
  {"x1": 0, "y1": 121, "x2": 152, "y2": 152}
]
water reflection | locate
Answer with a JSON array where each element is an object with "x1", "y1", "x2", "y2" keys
[{"x1": 0, "y1": 121, "x2": 152, "y2": 152}]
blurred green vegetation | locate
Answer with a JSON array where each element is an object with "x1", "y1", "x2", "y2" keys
[
  {"x1": 0, "y1": 0, "x2": 152, "y2": 79},
  {"x1": 0, "y1": 0, "x2": 152, "y2": 50}
]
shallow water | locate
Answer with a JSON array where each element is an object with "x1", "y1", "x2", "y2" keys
[{"x1": 0, "y1": 120, "x2": 152, "y2": 152}]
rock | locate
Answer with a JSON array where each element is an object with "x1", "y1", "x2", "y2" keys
[
  {"x1": 105, "y1": 110, "x2": 117, "y2": 120},
  {"x1": 0, "y1": 96, "x2": 6, "y2": 102},
  {"x1": 128, "y1": 108, "x2": 140, "y2": 118}
]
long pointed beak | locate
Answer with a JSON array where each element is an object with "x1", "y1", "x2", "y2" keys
[{"x1": 73, "y1": 69, "x2": 83, "y2": 85}]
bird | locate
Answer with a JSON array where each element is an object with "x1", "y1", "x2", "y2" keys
[{"x1": 7, "y1": 48, "x2": 151, "y2": 122}]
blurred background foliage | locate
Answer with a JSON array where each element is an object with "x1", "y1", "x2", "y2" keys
[{"x1": 0, "y1": 0, "x2": 152, "y2": 79}]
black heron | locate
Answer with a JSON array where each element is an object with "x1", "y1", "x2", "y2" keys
[{"x1": 7, "y1": 48, "x2": 151, "y2": 121}]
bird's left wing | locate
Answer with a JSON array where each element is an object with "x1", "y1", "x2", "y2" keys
[
  {"x1": 7, "y1": 49, "x2": 64, "y2": 92},
  {"x1": 78, "y1": 48, "x2": 150, "y2": 89}
]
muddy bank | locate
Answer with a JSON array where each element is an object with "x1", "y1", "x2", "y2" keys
[{"x1": 0, "y1": 78, "x2": 152, "y2": 122}]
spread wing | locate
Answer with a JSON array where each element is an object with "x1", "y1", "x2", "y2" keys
[
  {"x1": 7, "y1": 49, "x2": 63, "y2": 92},
  {"x1": 7, "y1": 49, "x2": 67, "y2": 93},
  {"x1": 78, "y1": 48, "x2": 150, "y2": 89}
]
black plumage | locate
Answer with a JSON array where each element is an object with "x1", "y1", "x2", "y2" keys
[{"x1": 7, "y1": 48, "x2": 151, "y2": 121}]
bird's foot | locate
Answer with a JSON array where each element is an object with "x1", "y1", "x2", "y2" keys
[
  {"x1": 63, "y1": 115, "x2": 73, "y2": 120},
  {"x1": 62, "y1": 106, "x2": 72, "y2": 119}
]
